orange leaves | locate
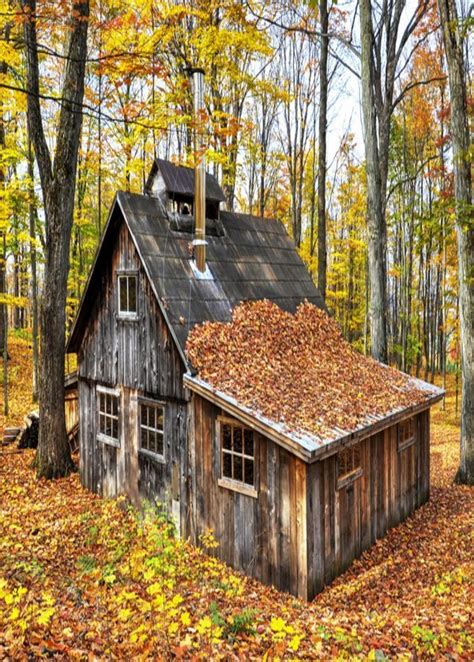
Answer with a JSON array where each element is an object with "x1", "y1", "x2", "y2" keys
[
  {"x1": 0, "y1": 375, "x2": 472, "y2": 657},
  {"x1": 186, "y1": 300, "x2": 433, "y2": 442}
]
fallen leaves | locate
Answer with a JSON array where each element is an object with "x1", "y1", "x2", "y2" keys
[
  {"x1": 0, "y1": 333, "x2": 36, "y2": 433},
  {"x1": 186, "y1": 300, "x2": 438, "y2": 442},
  {"x1": 0, "y1": 332, "x2": 472, "y2": 658}
]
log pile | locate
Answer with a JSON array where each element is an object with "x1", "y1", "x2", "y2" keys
[
  {"x1": 2, "y1": 427, "x2": 21, "y2": 447},
  {"x1": 18, "y1": 412, "x2": 40, "y2": 449}
]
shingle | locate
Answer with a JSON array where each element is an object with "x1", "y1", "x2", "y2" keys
[
  {"x1": 154, "y1": 159, "x2": 226, "y2": 202},
  {"x1": 67, "y1": 190, "x2": 326, "y2": 355}
]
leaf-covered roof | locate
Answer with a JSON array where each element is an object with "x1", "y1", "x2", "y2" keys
[{"x1": 185, "y1": 300, "x2": 443, "y2": 456}]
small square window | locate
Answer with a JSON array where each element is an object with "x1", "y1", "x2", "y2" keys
[
  {"x1": 139, "y1": 401, "x2": 165, "y2": 460},
  {"x1": 118, "y1": 273, "x2": 138, "y2": 317}
]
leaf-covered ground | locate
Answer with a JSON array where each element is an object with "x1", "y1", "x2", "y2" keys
[{"x1": 0, "y1": 337, "x2": 473, "y2": 659}]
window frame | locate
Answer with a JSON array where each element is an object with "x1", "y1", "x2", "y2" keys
[
  {"x1": 96, "y1": 384, "x2": 121, "y2": 448},
  {"x1": 336, "y1": 442, "x2": 363, "y2": 489},
  {"x1": 117, "y1": 270, "x2": 139, "y2": 320},
  {"x1": 138, "y1": 396, "x2": 166, "y2": 464},
  {"x1": 398, "y1": 417, "x2": 416, "y2": 452},
  {"x1": 216, "y1": 416, "x2": 258, "y2": 499}
]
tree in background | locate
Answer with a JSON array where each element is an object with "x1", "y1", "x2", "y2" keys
[
  {"x1": 317, "y1": 0, "x2": 329, "y2": 301},
  {"x1": 22, "y1": 0, "x2": 89, "y2": 478},
  {"x1": 359, "y1": 0, "x2": 434, "y2": 363},
  {"x1": 437, "y1": 0, "x2": 473, "y2": 484}
]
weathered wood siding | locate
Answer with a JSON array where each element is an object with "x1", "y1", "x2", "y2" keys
[
  {"x1": 189, "y1": 395, "x2": 308, "y2": 599},
  {"x1": 306, "y1": 409, "x2": 430, "y2": 599},
  {"x1": 65, "y1": 388, "x2": 78, "y2": 433},
  {"x1": 78, "y1": 217, "x2": 185, "y2": 401},
  {"x1": 189, "y1": 393, "x2": 430, "y2": 601},
  {"x1": 77, "y1": 216, "x2": 189, "y2": 528}
]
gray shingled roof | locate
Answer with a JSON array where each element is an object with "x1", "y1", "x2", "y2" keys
[
  {"x1": 145, "y1": 158, "x2": 226, "y2": 202},
  {"x1": 67, "y1": 191, "x2": 326, "y2": 358}
]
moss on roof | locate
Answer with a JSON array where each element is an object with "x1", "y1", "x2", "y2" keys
[{"x1": 186, "y1": 300, "x2": 435, "y2": 441}]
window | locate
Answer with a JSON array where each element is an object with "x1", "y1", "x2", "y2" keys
[
  {"x1": 337, "y1": 443, "x2": 362, "y2": 486},
  {"x1": 118, "y1": 273, "x2": 137, "y2": 317},
  {"x1": 218, "y1": 419, "x2": 256, "y2": 496},
  {"x1": 139, "y1": 400, "x2": 164, "y2": 460},
  {"x1": 97, "y1": 387, "x2": 119, "y2": 446},
  {"x1": 398, "y1": 417, "x2": 415, "y2": 451}
]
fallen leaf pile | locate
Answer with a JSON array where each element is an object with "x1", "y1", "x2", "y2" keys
[
  {"x1": 0, "y1": 334, "x2": 36, "y2": 433},
  {"x1": 186, "y1": 300, "x2": 437, "y2": 442},
  {"x1": 0, "y1": 336, "x2": 473, "y2": 657}
]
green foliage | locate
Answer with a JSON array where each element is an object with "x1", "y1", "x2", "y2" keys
[{"x1": 210, "y1": 601, "x2": 256, "y2": 640}]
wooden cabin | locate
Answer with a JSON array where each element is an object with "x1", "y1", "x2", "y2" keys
[{"x1": 67, "y1": 158, "x2": 443, "y2": 600}]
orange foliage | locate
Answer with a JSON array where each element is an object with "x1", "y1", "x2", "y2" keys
[{"x1": 186, "y1": 300, "x2": 438, "y2": 442}]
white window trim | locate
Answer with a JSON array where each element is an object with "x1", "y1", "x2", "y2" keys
[
  {"x1": 138, "y1": 396, "x2": 166, "y2": 463},
  {"x1": 96, "y1": 385, "x2": 120, "y2": 448},
  {"x1": 216, "y1": 416, "x2": 258, "y2": 497},
  {"x1": 117, "y1": 271, "x2": 139, "y2": 320}
]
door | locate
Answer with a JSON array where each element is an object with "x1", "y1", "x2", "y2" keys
[{"x1": 334, "y1": 442, "x2": 363, "y2": 574}]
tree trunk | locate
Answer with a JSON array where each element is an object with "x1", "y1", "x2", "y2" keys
[
  {"x1": 359, "y1": 0, "x2": 388, "y2": 363},
  {"x1": 2, "y1": 229, "x2": 7, "y2": 415},
  {"x1": 317, "y1": 0, "x2": 328, "y2": 300},
  {"x1": 0, "y1": 20, "x2": 9, "y2": 357},
  {"x1": 438, "y1": 0, "x2": 473, "y2": 484},
  {"x1": 23, "y1": 0, "x2": 89, "y2": 478},
  {"x1": 27, "y1": 136, "x2": 40, "y2": 401}
]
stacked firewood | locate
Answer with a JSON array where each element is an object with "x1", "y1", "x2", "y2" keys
[{"x1": 2, "y1": 426, "x2": 21, "y2": 447}]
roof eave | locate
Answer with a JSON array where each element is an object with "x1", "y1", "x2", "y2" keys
[
  {"x1": 183, "y1": 374, "x2": 445, "y2": 463},
  {"x1": 66, "y1": 193, "x2": 120, "y2": 353}
]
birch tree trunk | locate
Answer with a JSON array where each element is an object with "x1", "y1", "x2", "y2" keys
[
  {"x1": 359, "y1": 0, "x2": 388, "y2": 363},
  {"x1": 27, "y1": 135, "x2": 39, "y2": 402},
  {"x1": 317, "y1": 0, "x2": 328, "y2": 301},
  {"x1": 23, "y1": 0, "x2": 89, "y2": 478},
  {"x1": 438, "y1": 0, "x2": 473, "y2": 485}
]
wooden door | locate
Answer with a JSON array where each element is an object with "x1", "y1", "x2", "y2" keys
[{"x1": 336, "y1": 475, "x2": 362, "y2": 573}]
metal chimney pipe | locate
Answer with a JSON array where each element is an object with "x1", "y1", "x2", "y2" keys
[{"x1": 189, "y1": 67, "x2": 206, "y2": 273}]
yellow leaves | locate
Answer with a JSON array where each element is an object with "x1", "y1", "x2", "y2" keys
[
  {"x1": 196, "y1": 615, "x2": 212, "y2": 634},
  {"x1": 118, "y1": 607, "x2": 132, "y2": 622},
  {"x1": 146, "y1": 582, "x2": 162, "y2": 596},
  {"x1": 9, "y1": 607, "x2": 20, "y2": 621},
  {"x1": 37, "y1": 607, "x2": 55, "y2": 627},
  {"x1": 168, "y1": 621, "x2": 179, "y2": 635},
  {"x1": 199, "y1": 529, "x2": 219, "y2": 549},
  {"x1": 289, "y1": 634, "x2": 304, "y2": 651},
  {"x1": 171, "y1": 594, "x2": 184, "y2": 608},
  {"x1": 180, "y1": 611, "x2": 191, "y2": 627},
  {"x1": 270, "y1": 616, "x2": 286, "y2": 632},
  {"x1": 129, "y1": 624, "x2": 148, "y2": 645}
]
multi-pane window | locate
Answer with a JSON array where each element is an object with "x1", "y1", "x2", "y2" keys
[
  {"x1": 118, "y1": 273, "x2": 137, "y2": 317},
  {"x1": 221, "y1": 420, "x2": 255, "y2": 487},
  {"x1": 398, "y1": 417, "x2": 415, "y2": 451},
  {"x1": 337, "y1": 443, "x2": 361, "y2": 482},
  {"x1": 139, "y1": 401, "x2": 164, "y2": 459},
  {"x1": 97, "y1": 388, "x2": 119, "y2": 445}
]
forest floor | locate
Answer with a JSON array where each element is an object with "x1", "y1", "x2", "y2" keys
[{"x1": 0, "y1": 335, "x2": 472, "y2": 659}]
